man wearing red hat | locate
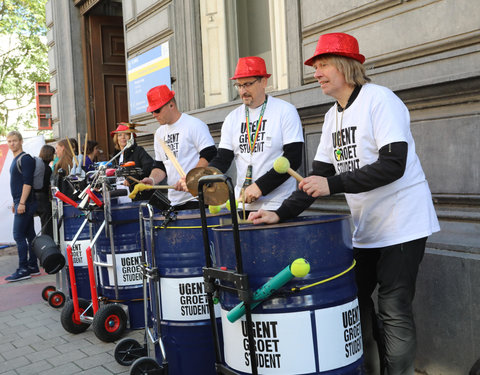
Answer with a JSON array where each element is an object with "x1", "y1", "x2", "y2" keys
[
  {"x1": 141, "y1": 85, "x2": 216, "y2": 208},
  {"x1": 209, "y1": 56, "x2": 304, "y2": 211},
  {"x1": 250, "y1": 33, "x2": 439, "y2": 375}
]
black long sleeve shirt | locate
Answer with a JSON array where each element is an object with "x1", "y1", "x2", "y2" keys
[
  {"x1": 275, "y1": 141, "x2": 408, "y2": 220},
  {"x1": 209, "y1": 142, "x2": 304, "y2": 196}
]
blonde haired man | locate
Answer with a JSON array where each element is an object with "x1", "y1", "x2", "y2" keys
[
  {"x1": 250, "y1": 33, "x2": 440, "y2": 375},
  {"x1": 6, "y1": 131, "x2": 39, "y2": 282}
]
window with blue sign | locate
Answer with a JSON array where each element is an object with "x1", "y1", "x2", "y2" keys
[{"x1": 127, "y1": 42, "x2": 171, "y2": 116}]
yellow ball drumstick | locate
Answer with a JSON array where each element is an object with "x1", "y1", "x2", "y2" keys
[
  {"x1": 208, "y1": 204, "x2": 223, "y2": 214},
  {"x1": 273, "y1": 156, "x2": 303, "y2": 182},
  {"x1": 128, "y1": 183, "x2": 175, "y2": 200},
  {"x1": 208, "y1": 199, "x2": 238, "y2": 214},
  {"x1": 226, "y1": 199, "x2": 238, "y2": 211}
]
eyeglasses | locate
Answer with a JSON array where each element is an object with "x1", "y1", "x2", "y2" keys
[
  {"x1": 152, "y1": 107, "x2": 162, "y2": 114},
  {"x1": 233, "y1": 78, "x2": 261, "y2": 90}
]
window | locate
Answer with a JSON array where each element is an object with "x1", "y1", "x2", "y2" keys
[{"x1": 200, "y1": 0, "x2": 287, "y2": 107}]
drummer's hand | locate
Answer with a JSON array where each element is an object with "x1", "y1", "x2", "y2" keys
[
  {"x1": 141, "y1": 177, "x2": 155, "y2": 186},
  {"x1": 299, "y1": 176, "x2": 330, "y2": 198},
  {"x1": 248, "y1": 209, "x2": 279, "y2": 225},
  {"x1": 244, "y1": 183, "x2": 262, "y2": 203},
  {"x1": 174, "y1": 179, "x2": 186, "y2": 191},
  {"x1": 177, "y1": 176, "x2": 188, "y2": 192},
  {"x1": 123, "y1": 179, "x2": 131, "y2": 187}
]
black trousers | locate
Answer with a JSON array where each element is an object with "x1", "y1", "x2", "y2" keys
[
  {"x1": 34, "y1": 192, "x2": 53, "y2": 238},
  {"x1": 354, "y1": 237, "x2": 427, "y2": 375}
]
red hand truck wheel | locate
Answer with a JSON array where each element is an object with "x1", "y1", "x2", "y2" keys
[
  {"x1": 41, "y1": 285, "x2": 56, "y2": 301},
  {"x1": 48, "y1": 291, "x2": 66, "y2": 308},
  {"x1": 60, "y1": 298, "x2": 92, "y2": 334},
  {"x1": 92, "y1": 304, "x2": 127, "y2": 342}
]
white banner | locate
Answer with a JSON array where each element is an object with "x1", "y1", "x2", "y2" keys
[
  {"x1": 222, "y1": 309, "x2": 316, "y2": 374},
  {"x1": 315, "y1": 298, "x2": 363, "y2": 371},
  {"x1": 0, "y1": 135, "x2": 45, "y2": 243},
  {"x1": 160, "y1": 276, "x2": 220, "y2": 321},
  {"x1": 106, "y1": 252, "x2": 143, "y2": 286},
  {"x1": 65, "y1": 239, "x2": 90, "y2": 266}
]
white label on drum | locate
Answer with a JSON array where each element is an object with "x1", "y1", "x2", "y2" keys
[
  {"x1": 67, "y1": 239, "x2": 90, "y2": 266},
  {"x1": 315, "y1": 298, "x2": 363, "y2": 371},
  {"x1": 221, "y1": 309, "x2": 316, "y2": 374},
  {"x1": 160, "y1": 277, "x2": 220, "y2": 321},
  {"x1": 106, "y1": 252, "x2": 143, "y2": 286}
]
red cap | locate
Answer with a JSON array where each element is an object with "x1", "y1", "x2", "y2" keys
[
  {"x1": 230, "y1": 56, "x2": 271, "y2": 80},
  {"x1": 147, "y1": 85, "x2": 175, "y2": 112},
  {"x1": 110, "y1": 124, "x2": 136, "y2": 138},
  {"x1": 304, "y1": 33, "x2": 365, "y2": 66}
]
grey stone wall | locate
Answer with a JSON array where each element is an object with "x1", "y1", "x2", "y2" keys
[{"x1": 45, "y1": 0, "x2": 87, "y2": 140}]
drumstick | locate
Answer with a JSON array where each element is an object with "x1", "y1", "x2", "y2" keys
[
  {"x1": 242, "y1": 189, "x2": 247, "y2": 220},
  {"x1": 126, "y1": 176, "x2": 175, "y2": 188},
  {"x1": 126, "y1": 176, "x2": 174, "y2": 188},
  {"x1": 126, "y1": 175, "x2": 141, "y2": 184},
  {"x1": 273, "y1": 156, "x2": 303, "y2": 182},
  {"x1": 83, "y1": 133, "x2": 88, "y2": 166},
  {"x1": 234, "y1": 190, "x2": 252, "y2": 223},
  {"x1": 128, "y1": 183, "x2": 175, "y2": 199},
  {"x1": 159, "y1": 139, "x2": 186, "y2": 177},
  {"x1": 77, "y1": 133, "x2": 83, "y2": 166},
  {"x1": 66, "y1": 137, "x2": 79, "y2": 168}
]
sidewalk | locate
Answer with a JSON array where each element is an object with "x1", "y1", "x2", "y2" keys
[{"x1": 0, "y1": 246, "x2": 143, "y2": 375}]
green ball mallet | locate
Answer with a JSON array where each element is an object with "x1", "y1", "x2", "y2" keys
[
  {"x1": 273, "y1": 156, "x2": 304, "y2": 182},
  {"x1": 226, "y1": 258, "x2": 310, "y2": 323}
]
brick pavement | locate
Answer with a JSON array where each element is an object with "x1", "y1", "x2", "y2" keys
[{"x1": 0, "y1": 246, "x2": 143, "y2": 375}]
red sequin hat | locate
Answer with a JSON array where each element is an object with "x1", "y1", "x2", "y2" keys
[
  {"x1": 230, "y1": 56, "x2": 272, "y2": 80},
  {"x1": 146, "y1": 85, "x2": 175, "y2": 113},
  {"x1": 304, "y1": 33, "x2": 365, "y2": 66},
  {"x1": 110, "y1": 123, "x2": 137, "y2": 138}
]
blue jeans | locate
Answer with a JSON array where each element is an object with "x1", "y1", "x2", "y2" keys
[
  {"x1": 13, "y1": 200, "x2": 38, "y2": 269},
  {"x1": 354, "y1": 237, "x2": 427, "y2": 375}
]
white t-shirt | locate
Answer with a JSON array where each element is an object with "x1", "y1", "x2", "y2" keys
[
  {"x1": 154, "y1": 113, "x2": 215, "y2": 206},
  {"x1": 315, "y1": 83, "x2": 440, "y2": 248},
  {"x1": 219, "y1": 95, "x2": 304, "y2": 210}
]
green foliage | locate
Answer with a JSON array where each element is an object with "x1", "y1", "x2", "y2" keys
[{"x1": 0, "y1": 0, "x2": 49, "y2": 136}]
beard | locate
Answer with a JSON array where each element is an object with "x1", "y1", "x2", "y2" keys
[{"x1": 241, "y1": 94, "x2": 253, "y2": 106}]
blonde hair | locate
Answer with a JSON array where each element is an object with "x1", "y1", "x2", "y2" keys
[
  {"x1": 317, "y1": 55, "x2": 371, "y2": 86},
  {"x1": 112, "y1": 132, "x2": 132, "y2": 150},
  {"x1": 7, "y1": 130, "x2": 23, "y2": 141}
]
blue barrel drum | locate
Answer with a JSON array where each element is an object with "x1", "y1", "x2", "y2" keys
[
  {"x1": 213, "y1": 215, "x2": 363, "y2": 375},
  {"x1": 92, "y1": 201, "x2": 145, "y2": 329},
  {"x1": 143, "y1": 210, "x2": 227, "y2": 375},
  {"x1": 62, "y1": 203, "x2": 91, "y2": 300}
]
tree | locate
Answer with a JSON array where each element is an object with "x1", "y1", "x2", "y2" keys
[{"x1": 0, "y1": 0, "x2": 49, "y2": 136}]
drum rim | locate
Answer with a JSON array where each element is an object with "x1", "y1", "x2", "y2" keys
[
  {"x1": 148, "y1": 211, "x2": 229, "y2": 221},
  {"x1": 213, "y1": 214, "x2": 351, "y2": 232}
]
